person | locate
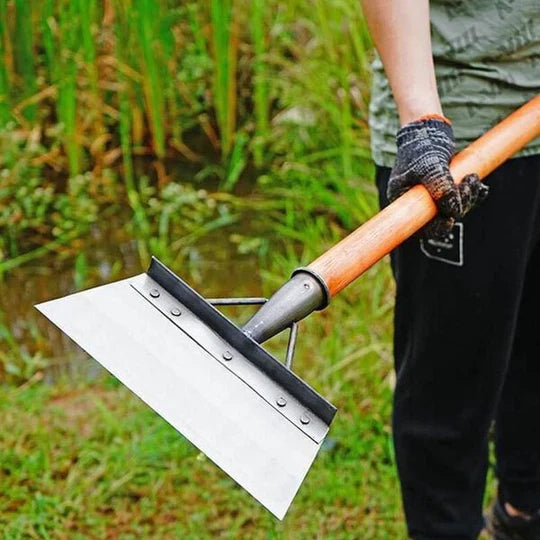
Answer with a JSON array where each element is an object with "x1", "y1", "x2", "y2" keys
[{"x1": 359, "y1": 1, "x2": 540, "y2": 538}]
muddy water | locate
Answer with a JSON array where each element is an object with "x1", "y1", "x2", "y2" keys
[{"x1": 1, "y1": 214, "x2": 264, "y2": 382}]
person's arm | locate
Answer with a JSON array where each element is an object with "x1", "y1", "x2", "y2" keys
[
  {"x1": 360, "y1": 0, "x2": 487, "y2": 238},
  {"x1": 360, "y1": 0, "x2": 443, "y2": 125}
]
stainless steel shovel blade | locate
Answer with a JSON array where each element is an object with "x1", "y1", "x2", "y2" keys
[{"x1": 36, "y1": 258, "x2": 336, "y2": 519}]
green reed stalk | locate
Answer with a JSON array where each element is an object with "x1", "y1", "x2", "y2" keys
[
  {"x1": 315, "y1": 0, "x2": 353, "y2": 178},
  {"x1": 339, "y1": 48, "x2": 353, "y2": 178},
  {"x1": 159, "y1": 4, "x2": 180, "y2": 146},
  {"x1": 114, "y1": 0, "x2": 151, "y2": 262},
  {"x1": 0, "y1": 0, "x2": 10, "y2": 125},
  {"x1": 210, "y1": 0, "x2": 237, "y2": 158},
  {"x1": 348, "y1": 8, "x2": 370, "y2": 76},
  {"x1": 76, "y1": 0, "x2": 97, "y2": 86},
  {"x1": 13, "y1": 0, "x2": 37, "y2": 123},
  {"x1": 76, "y1": 0, "x2": 102, "y2": 136},
  {"x1": 315, "y1": 0, "x2": 338, "y2": 65},
  {"x1": 41, "y1": 0, "x2": 57, "y2": 80},
  {"x1": 114, "y1": 3, "x2": 138, "y2": 199},
  {"x1": 250, "y1": 0, "x2": 268, "y2": 167},
  {"x1": 134, "y1": 0, "x2": 165, "y2": 158},
  {"x1": 58, "y1": 0, "x2": 80, "y2": 176}
]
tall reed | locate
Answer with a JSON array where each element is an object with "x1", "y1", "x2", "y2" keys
[
  {"x1": 76, "y1": 0, "x2": 103, "y2": 139},
  {"x1": 1, "y1": 0, "x2": 374, "y2": 197},
  {"x1": 41, "y1": 0, "x2": 81, "y2": 175},
  {"x1": 314, "y1": 0, "x2": 353, "y2": 178},
  {"x1": 13, "y1": 0, "x2": 37, "y2": 123},
  {"x1": 113, "y1": 0, "x2": 151, "y2": 263},
  {"x1": 59, "y1": 0, "x2": 80, "y2": 175},
  {"x1": 0, "y1": 0, "x2": 9, "y2": 125},
  {"x1": 210, "y1": 0, "x2": 238, "y2": 158},
  {"x1": 250, "y1": 0, "x2": 268, "y2": 167},
  {"x1": 134, "y1": 0, "x2": 166, "y2": 158}
]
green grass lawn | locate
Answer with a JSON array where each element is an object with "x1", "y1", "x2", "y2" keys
[{"x1": 0, "y1": 375, "x2": 403, "y2": 539}]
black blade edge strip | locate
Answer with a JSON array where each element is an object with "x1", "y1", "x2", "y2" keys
[{"x1": 147, "y1": 256, "x2": 337, "y2": 426}]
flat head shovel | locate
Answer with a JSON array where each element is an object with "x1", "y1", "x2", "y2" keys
[{"x1": 36, "y1": 95, "x2": 540, "y2": 519}]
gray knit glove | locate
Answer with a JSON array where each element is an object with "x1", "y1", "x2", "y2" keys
[{"x1": 388, "y1": 117, "x2": 488, "y2": 238}]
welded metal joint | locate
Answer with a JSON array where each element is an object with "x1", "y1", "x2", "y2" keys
[{"x1": 291, "y1": 267, "x2": 331, "y2": 309}]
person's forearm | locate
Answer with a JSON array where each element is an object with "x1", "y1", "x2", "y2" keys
[{"x1": 361, "y1": 0, "x2": 443, "y2": 125}]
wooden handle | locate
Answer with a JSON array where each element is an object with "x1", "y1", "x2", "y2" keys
[{"x1": 308, "y1": 94, "x2": 540, "y2": 297}]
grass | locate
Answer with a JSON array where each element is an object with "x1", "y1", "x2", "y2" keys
[{"x1": 0, "y1": 375, "x2": 401, "y2": 538}]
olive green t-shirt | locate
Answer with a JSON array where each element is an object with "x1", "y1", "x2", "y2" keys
[{"x1": 369, "y1": 0, "x2": 540, "y2": 167}]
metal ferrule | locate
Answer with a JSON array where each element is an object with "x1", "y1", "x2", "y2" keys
[{"x1": 242, "y1": 271, "x2": 328, "y2": 344}]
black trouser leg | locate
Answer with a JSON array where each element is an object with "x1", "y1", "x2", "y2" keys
[
  {"x1": 496, "y1": 239, "x2": 540, "y2": 514},
  {"x1": 375, "y1": 155, "x2": 540, "y2": 539}
]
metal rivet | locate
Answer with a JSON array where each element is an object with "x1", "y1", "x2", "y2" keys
[
  {"x1": 223, "y1": 351, "x2": 233, "y2": 361},
  {"x1": 149, "y1": 289, "x2": 160, "y2": 298},
  {"x1": 303, "y1": 282, "x2": 311, "y2": 289},
  {"x1": 300, "y1": 413, "x2": 311, "y2": 425},
  {"x1": 276, "y1": 397, "x2": 287, "y2": 407},
  {"x1": 171, "y1": 308, "x2": 181, "y2": 317}
]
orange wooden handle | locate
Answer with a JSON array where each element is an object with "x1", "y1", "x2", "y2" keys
[{"x1": 308, "y1": 94, "x2": 540, "y2": 297}]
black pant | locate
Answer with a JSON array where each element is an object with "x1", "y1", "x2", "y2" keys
[{"x1": 376, "y1": 155, "x2": 540, "y2": 540}]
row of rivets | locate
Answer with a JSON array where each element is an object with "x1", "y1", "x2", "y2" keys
[
  {"x1": 148, "y1": 288, "x2": 313, "y2": 428},
  {"x1": 276, "y1": 396, "x2": 310, "y2": 424},
  {"x1": 150, "y1": 289, "x2": 182, "y2": 317}
]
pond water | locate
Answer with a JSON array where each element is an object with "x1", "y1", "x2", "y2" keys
[{"x1": 1, "y1": 211, "x2": 265, "y2": 382}]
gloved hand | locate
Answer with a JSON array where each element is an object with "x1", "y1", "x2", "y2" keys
[{"x1": 388, "y1": 116, "x2": 489, "y2": 239}]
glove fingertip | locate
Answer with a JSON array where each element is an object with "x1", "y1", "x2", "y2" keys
[
  {"x1": 424, "y1": 216, "x2": 455, "y2": 240},
  {"x1": 462, "y1": 172, "x2": 480, "y2": 184},
  {"x1": 477, "y1": 182, "x2": 489, "y2": 203}
]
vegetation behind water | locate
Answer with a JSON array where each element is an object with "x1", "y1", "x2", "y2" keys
[{"x1": 0, "y1": 0, "x2": 375, "y2": 267}]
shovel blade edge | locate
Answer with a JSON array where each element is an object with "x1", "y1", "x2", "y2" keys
[{"x1": 36, "y1": 274, "x2": 329, "y2": 519}]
